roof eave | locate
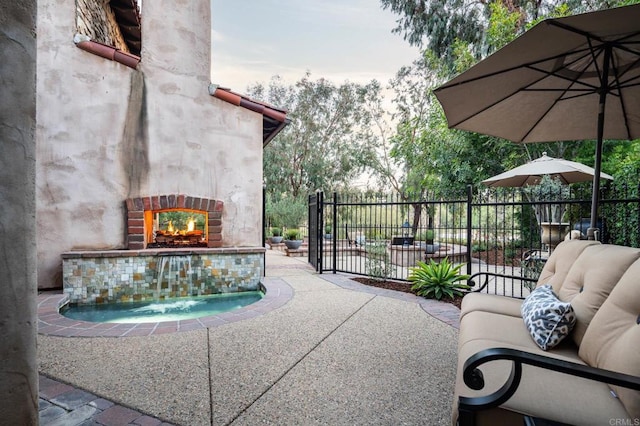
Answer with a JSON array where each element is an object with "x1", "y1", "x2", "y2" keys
[
  {"x1": 263, "y1": 118, "x2": 291, "y2": 147},
  {"x1": 208, "y1": 84, "x2": 289, "y2": 146}
]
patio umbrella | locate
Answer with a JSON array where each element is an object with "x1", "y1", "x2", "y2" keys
[
  {"x1": 433, "y1": 4, "x2": 640, "y2": 238},
  {"x1": 482, "y1": 152, "x2": 613, "y2": 187}
]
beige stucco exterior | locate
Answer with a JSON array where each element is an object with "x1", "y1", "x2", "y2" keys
[
  {"x1": 36, "y1": 0, "x2": 264, "y2": 289},
  {"x1": 1, "y1": 0, "x2": 39, "y2": 421}
]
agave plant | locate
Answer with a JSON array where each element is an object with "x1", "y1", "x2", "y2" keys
[{"x1": 408, "y1": 257, "x2": 471, "y2": 300}]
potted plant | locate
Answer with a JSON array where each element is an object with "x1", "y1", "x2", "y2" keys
[
  {"x1": 284, "y1": 229, "x2": 303, "y2": 250},
  {"x1": 424, "y1": 229, "x2": 439, "y2": 254},
  {"x1": 269, "y1": 227, "x2": 283, "y2": 244},
  {"x1": 324, "y1": 224, "x2": 332, "y2": 240},
  {"x1": 408, "y1": 257, "x2": 470, "y2": 300}
]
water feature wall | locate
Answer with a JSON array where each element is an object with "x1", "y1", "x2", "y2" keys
[{"x1": 62, "y1": 248, "x2": 264, "y2": 305}]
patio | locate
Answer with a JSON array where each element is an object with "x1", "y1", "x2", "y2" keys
[{"x1": 38, "y1": 250, "x2": 461, "y2": 425}]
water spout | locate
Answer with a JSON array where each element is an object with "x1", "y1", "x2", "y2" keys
[{"x1": 155, "y1": 255, "x2": 192, "y2": 299}]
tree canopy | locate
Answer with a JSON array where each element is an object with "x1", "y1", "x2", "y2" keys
[
  {"x1": 249, "y1": 74, "x2": 383, "y2": 200},
  {"x1": 379, "y1": 0, "x2": 634, "y2": 67},
  {"x1": 251, "y1": 1, "x2": 640, "y2": 210},
  {"x1": 371, "y1": 0, "x2": 640, "y2": 200}
]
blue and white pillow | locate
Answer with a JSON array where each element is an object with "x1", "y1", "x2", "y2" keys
[{"x1": 521, "y1": 284, "x2": 576, "y2": 350}]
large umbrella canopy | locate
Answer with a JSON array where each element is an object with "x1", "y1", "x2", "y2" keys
[
  {"x1": 482, "y1": 153, "x2": 613, "y2": 187},
  {"x1": 434, "y1": 4, "x2": 640, "y2": 237}
]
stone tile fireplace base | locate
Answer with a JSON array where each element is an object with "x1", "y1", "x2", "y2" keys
[{"x1": 62, "y1": 247, "x2": 265, "y2": 305}]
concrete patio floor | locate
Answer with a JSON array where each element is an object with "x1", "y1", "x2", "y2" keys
[{"x1": 38, "y1": 250, "x2": 461, "y2": 425}]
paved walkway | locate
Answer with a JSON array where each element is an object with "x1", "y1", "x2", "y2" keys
[{"x1": 38, "y1": 251, "x2": 461, "y2": 425}]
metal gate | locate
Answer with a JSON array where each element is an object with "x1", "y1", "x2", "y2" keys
[
  {"x1": 306, "y1": 186, "x2": 640, "y2": 282},
  {"x1": 307, "y1": 191, "x2": 323, "y2": 271}
]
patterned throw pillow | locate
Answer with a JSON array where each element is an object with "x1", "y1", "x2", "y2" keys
[{"x1": 521, "y1": 284, "x2": 577, "y2": 350}]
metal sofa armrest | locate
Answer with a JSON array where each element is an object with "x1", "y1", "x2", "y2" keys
[
  {"x1": 466, "y1": 271, "x2": 537, "y2": 296},
  {"x1": 458, "y1": 347, "x2": 640, "y2": 426}
]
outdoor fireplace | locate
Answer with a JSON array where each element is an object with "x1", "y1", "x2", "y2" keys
[
  {"x1": 62, "y1": 194, "x2": 264, "y2": 306},
  {"x1": 125, "y1": 194, "x2": 223, "y2": 250}
]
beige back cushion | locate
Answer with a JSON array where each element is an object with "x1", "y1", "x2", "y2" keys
[
  {"x1": 558, "y1": 244, "x2": 640, "y2": 346},
  {"x1": 579, "y1": 258, "x2": 640, "y2": 419},
  {"x1": 536, "y1": 240, "x2": 600, "y2": 293}
]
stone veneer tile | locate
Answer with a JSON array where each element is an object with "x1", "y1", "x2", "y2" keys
[{"x1": 62, "y1": 250, "x2": 264, "y2": 305}]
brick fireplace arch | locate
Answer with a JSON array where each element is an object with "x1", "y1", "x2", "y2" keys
[{"x1": 125, "y1": 194, "x2": 223, "y2": 250}]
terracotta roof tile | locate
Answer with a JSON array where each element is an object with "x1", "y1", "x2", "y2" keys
[{"x1": 74, "y1": 34, "x2": 140, "y2": 69}]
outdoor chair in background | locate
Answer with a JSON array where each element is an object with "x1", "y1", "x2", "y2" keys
[{"x1": 521, "y1": 229, "x2": 583, "y2": 285}]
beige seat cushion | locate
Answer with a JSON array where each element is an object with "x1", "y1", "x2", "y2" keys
[
  {"x1": 460, "y1": 240, "x2": 599, "y2": 323},
  {"x1": 458, "y1": 310, "x2": 581, "y2": 359},
  {"x1": 557, "y1": 244, "x2": 640, "y2": 346},
  {"x1": 537, "y1": 239, "x2": 600, "y2": 293},
  {"x1": 455, "y1": 338, "x2": 630, "y2": 425},
  {"x1": 579, "y1": 258, "x2": 640, "y2": 420},
  {"x1": 459, "y1": 293, "x2": 523, "y2": 321}
]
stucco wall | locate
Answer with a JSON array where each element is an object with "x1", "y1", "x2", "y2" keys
[
  {"x1": 36, "y1": 0, "x2": 264, "y2": 289},
  {"x1": 0, "y1": 0, "x2": 39, "y2": 421}
]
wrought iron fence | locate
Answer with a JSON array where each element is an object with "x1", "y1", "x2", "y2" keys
[{"x1": 304, "y1": 184, "x2": 640, "y2": 297}]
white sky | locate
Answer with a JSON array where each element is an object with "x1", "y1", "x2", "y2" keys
[{"x1": 210, "y1": 0, "x2": 421, "y2": 93}]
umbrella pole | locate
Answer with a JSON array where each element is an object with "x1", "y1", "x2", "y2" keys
[
  {"x1": 588, "y1": 138, "x2": 603, "y2": 240},
  {"x1": 587, "y1": 45, "x2": 611, "y2": 241}
]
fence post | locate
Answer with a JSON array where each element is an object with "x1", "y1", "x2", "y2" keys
[
  {"x1": 308, "y1": 193, "x2": 312, "y2": 267},
  {"x1": 318, "y1": 190, "x2": 324, "y2": 274},
  {"x1": 262, "y1": 184, "x2": 266, "y2": 276},
  {"x1": 332, "y1": 192, "x2": 338, "y2": 274},
  {"x1": 467, "y1": 185, "x2": 473, "y2": 276}
]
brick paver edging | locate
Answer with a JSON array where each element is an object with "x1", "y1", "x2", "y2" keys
[
  {"x1": 39, "y1": 374, "x2": 176, "y2": 426},
  {"x1": 37, "y1": 276, "x2": 294, "y2": 337}
]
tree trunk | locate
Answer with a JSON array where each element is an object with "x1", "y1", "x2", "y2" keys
[{"x1": 411, "y1": 203, "x2": 422, "y2": 235}]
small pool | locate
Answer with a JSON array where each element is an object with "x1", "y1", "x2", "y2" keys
[{"x1": 60, "y1": 291, "x2": 264, "y2": 323}]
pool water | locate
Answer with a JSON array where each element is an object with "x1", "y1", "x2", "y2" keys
[{"x1": 61, "y1": 291, "x2": 263, "y2": 323}]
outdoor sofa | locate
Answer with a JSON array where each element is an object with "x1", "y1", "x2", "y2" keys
[{"x1": 453, "y1": 239, "x2": 640, "y2": 425}]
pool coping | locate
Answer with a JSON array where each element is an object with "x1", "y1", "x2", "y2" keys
[{"x1": 37, "y1": 277, "x2": 294, "y2": 337}]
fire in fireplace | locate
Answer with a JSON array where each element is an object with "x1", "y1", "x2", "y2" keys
[
  {"x1": 149, "y1": 210, "x2": 206, "y2": 248},
  {"x1": 126, "y1": 194, "x2": 223, "y2": 250}
]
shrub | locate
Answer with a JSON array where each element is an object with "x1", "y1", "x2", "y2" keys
[
  {"x1": 365, "y1": 239, "x2": 393, "y2": 281},
  {"x1": 471, "y1": 242, "x2": 487, "y2": 252},
  {"x1": 271, "y1": 227, "x2": 282, "y2": 237},
  {"x1": 266, "y1": 195, "x2": 306, "y2": 229},
  {"x1": 284, "y1": 229, "x2": 301, "y2": 240},
  {"x1": 424, "y1": 229, "x2": 435, "y2": 242},
  {"x1": 408, "y1": 258, "x2": 471, "y2": 300}
]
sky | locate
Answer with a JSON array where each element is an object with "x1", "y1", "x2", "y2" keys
[{"x1": 210, "y1": 0, "x2": 421, "y2": 94}]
